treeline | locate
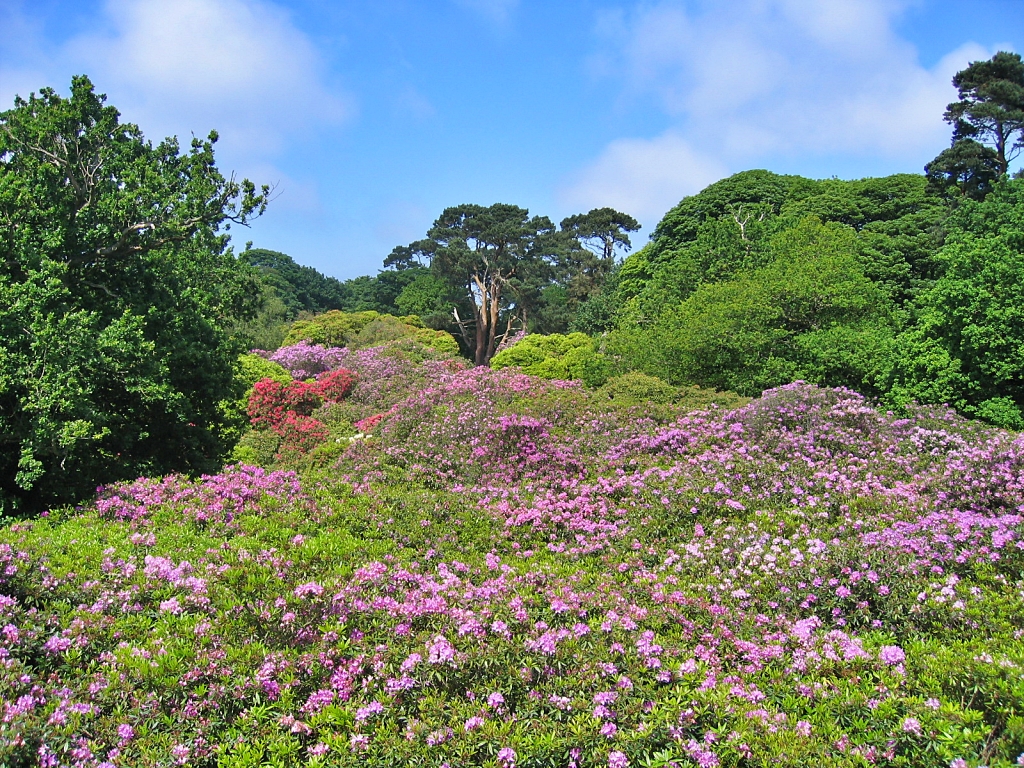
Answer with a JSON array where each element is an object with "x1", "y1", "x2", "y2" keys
[
  {"x1": 239, "y1": 207, "x2": 641, "y2": 363},
  {"x1": 2, "y1": 50, "x2": 1021, "y2": 515}
]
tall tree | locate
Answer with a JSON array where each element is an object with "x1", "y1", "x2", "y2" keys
[
  {"x1": 399, "y1": 204, "x2": 558, "y2": 365},
  {"x1": 558, "y1": 208, "x2": 640, "y2": 304},
  {"x1": 941, "y1": 51, "x2": 1024, "y2": 178},
  {"x1": 925, "y1": 138, "x2": 1001, "y2": 201},
  {"x1": 243, "y1": 247, "x2": 348, "y2": 316},
  {"x1": 0, "y1": 76, "x2": 268, "y2": 514}
]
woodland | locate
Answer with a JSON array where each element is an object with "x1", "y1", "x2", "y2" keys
[{"x1": 0, "y1": 52, "x2": 1023, "y2": 768}]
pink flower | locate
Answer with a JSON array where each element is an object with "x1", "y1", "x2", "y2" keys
[
  {"x1": 294, "y1": 582, "x2": 323, "y2": 598},
  {"x1": 878, "y1": 645, "x2": 906, "y2": 665},
  {"x1": 902, "y1": 717, "x2": 922, "y2": 735},
  {"x1": 608, "y1": 751, "x2": 629, "y2": 768},
  {"x1": 427, "y1": 635, "x2": 456, "y2": 665}
]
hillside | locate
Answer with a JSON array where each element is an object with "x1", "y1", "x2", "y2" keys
[{"x1": 2, "y1": 341, "x2": 1023, "y2": 767}]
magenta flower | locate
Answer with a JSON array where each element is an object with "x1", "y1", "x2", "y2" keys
[{"x1": 878, "y1": 645, "x2": 906, "y2": 665}]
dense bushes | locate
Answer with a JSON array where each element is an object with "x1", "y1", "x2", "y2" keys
[
  {"x1": 3, "y1": 359, "x2": 1024, "y2": 767},
  {"x1": 886, "y1": 180, "x2": 1024, "y2": 428},
  {"x1": 609, "y1": 218, "x2": 896, "y2": 396},
  {"x1": 283, "y1": 310, "x2": 458, "y2": 355},
  {"x1": 490, "y1": 332, "x2": 611, "y2": 387}
]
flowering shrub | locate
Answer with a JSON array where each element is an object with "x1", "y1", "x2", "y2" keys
[
  {"x1": 258, "y1": 340, "x2": 349, "y2": 380},
  {"x1": 245, "y1": 368, "x2": 356, "y2": 456},
  {"x1": 2, "y1": 371, "x2": 1024, "y2": 767},
  {"x1": 247, "y1": 378, "x2": 323, "y2": 428},
  {"x1": 314, "y1": 368, "x2": 357, "y2": 402}
]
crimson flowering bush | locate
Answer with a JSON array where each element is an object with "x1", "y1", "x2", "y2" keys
[
  {"x1": 245, "y1": 367, "x2": 357, "y2": 455},
  {"x1": 315, "y1": 368, "x2": 356, "y2": 402},
  {"x1": 2, "y1": 366, "x2": 1024, "y2": 768},
  {"x1": 247, "y1": 378, "x2": 323, "y2": 428}
]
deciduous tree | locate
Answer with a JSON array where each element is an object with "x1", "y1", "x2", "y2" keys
[{"x1": 0, "y1": 76, "x2": 268, "y2": 514}]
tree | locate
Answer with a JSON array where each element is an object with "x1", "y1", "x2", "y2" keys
[
  {"x1": 0, "y1": 76, "x2": 268, "y2": 514},
  {"x1": 608, "y1": 218, "x2": 896, "y2": 396},
  {"x1": 243, "y1": 247, "x2": 348, "y2": 316},
  {"x1": 925, "y1": 138, "x2": 1001, "y2": 200},
  {"x1": 941, "y1": 51, "x2": 1024, "y2": 178},
  {"x1": 558, "y1": 208, "x2": 640, "y2": 303},
  {"x1": 398, "y1": 204, "x2": 559, "y2": 366},
  {"x1": 886, "y1": 178, "x2": 1024, "y2": 428}
]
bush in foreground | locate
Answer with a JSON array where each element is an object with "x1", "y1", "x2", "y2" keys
[{"x1": 2, "y1": 371, "x2": 1024, "y2": 767}]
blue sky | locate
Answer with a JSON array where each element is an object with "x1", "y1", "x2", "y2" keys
[{"x1": 2, "y1": 0, "x2": 1021, "y2": 279}]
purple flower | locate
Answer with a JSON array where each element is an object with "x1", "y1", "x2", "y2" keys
[
  {"x1": 878, "y1": 645, "x2": 906, "y2": 665},
  {"x1": 902, "y1": 717, "x2": 922, "y2": 735}
]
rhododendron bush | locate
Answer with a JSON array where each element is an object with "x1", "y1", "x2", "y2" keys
[{"x1": 2, "y1": 347, "x2": 1024, "y2": 767}]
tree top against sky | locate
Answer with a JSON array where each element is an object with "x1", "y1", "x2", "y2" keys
[{"x1": 2, "y1": 0, "x2": 1021, "y2": 279}]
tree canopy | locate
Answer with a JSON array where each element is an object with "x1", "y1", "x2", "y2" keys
[
  {"x1": 887, "y1": 177, "x2": 1024, "y2": 428},
  {"x1": 389, "y1": 203, "x2": 560, "y2": 365},
  {"x1": 0, "y1": 76, "x2": 268, "y2": 514},
  {"x1": 926, "y1": 51, "x2": 1024, "y2": 199}
]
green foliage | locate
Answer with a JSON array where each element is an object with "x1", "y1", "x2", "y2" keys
[
  {"x1": 0, "y1": 76, "x2": 268, "y2": 515},
  {"x1": 285, "y1": 310, "x2": 384, "y2": 347},
  {"x1": 244, "y1": 248, "x2": 349, "y2": 317},
  {"x1": 490, "y1": 332, "x2": 612, "y2": 387},
  {"x1": 610, "y1": 218, "x2": 896, "y2": 396},
  {"x1": 943, "y1": 50, "x2": 1024, "y2": 177},
  {"x1": 886, "y1": 178, "x2": 1024, "y2": 428},
  {"x1": 226, "y1": 282, "x2": 292, "y2": 351},
  {"x1": 595, "y1": 371, "x2": 678, "y2": 405},
  {"x1": 622, "y1": 171, "x2": 947, "y2": 321},
  {"x1": 283, "y1": 310, "x2": 459, "y2": 356},
  {"x1": 394, "y1": 270, "x2": 457, "y2": 325},
  {"x1": 556, "y1": 208, "x2": 640, "y2": 323},
  {"x1": 387, "y1": 204, "x2": 641, "y2": 363},
  {"x1": 236, "y1": 353, "x2": 292, "y2": 388},
  {"x1": 926, "y1": 139, "x2": 1001, "y2": 201},
  {"x1": 229, "y1": 428, "x2": 282, "y2": 466},
  {"x1": 218, "y1": 354, "x2": 293, "y2": 446}
]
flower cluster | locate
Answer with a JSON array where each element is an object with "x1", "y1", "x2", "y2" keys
[
  {"x1": 2, "y1": 359, "x2": 1023, "y2": 768},
  {"x1": 246, "y1": 367, "x2": 356, "y2": 453}
]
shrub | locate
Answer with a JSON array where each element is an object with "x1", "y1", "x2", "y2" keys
[
  {"x1": 597, "y1": 371, "x2": 678, "y2": 404},
  {"x1": 282, "y1": 310, "x2": 459, "y2": 355},
  {"x1": 245, "y1": 368, "x2": 357, "y2": 455},
  {"x1": 260, "y1": 341, "x2": 349, "y2": 380},
  {"x1": 314, "y1": 368, "x2": 357, "y2": 402},
  {"x1": 247, "y1": 379, "x2": 323, "y2": 429},
  {"x1": 490, "y1": 332, "x2": 611, "y2": 387}
]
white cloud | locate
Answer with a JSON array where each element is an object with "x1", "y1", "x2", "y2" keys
[
  {"x1": 603, "y1": 0, "x2": 986, "y2": 158},
  {"x1": 559, "y1": 133, "x2": 728, "y2": 222},
  {"x1": 566, "y1": 0, "x2": 997, "y2": 224},
  {"x1": 62, "y1": 0, "x2": 351, "y2": 155}
]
